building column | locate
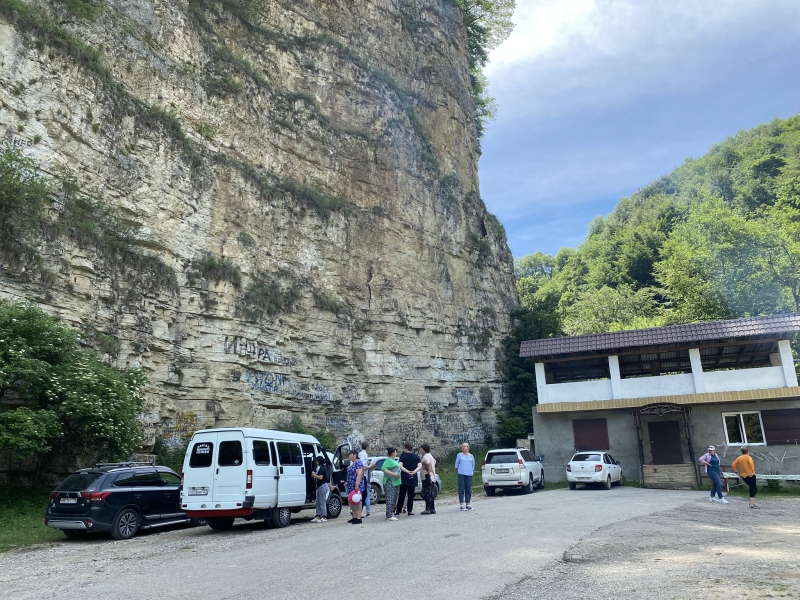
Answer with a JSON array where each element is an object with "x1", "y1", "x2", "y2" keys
[
  {"x1": 609, "y1": 355, "x2": 622, "y2": 399},
  {"x1": 689, "y1": 348, "x2": 706, "y2": 393},
  {"x1": 778, "y1": 339, "x2": 799, "y2": 387},
  {"x1": 534, "y1": 362, "x2": 549, "y2": 404}
]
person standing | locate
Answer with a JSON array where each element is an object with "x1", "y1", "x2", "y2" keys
[
  {"x1": 396, "y1": 442, "x2": 421, "y2": 516},
  {"x1": 358, "y1": 441, "x2": 375, "y2": 517},
  {"x1": 732, "y1": 446, "x2": 758, "y2": 509},
  {"x1": 381, "y1": 447, "x2": 401, "y2": 521},
  {"x1": 420, "y1": 443, "x2": 437, "y2": 515},
  {"x1": 699, "y1": 445, "x2": 728, "y2": 504},
  {"x1": 310, "y1": 455, "x2": 329, "y2": 523},
  {"x1": 455, "y1": 442, "x2": 475, "y2": 511},
  {"x1": 346, "y1": 448, "x2": 365, "y2": 524}
]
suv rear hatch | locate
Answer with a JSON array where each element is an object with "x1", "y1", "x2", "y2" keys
[
  {"x1": 485, "y1": 452, "x2": 520, "y2": 481},
  {"x1": 48, "y1": 471, "x2": 105, "y2": 517}
]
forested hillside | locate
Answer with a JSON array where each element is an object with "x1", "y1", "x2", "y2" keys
[{"x1": 497, "y1": 114, "x2": 800, "y2": 443}]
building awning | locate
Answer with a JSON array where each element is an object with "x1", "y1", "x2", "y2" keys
[{"x1": 535, "y1": 386, "x2": 800, "y2": 413}]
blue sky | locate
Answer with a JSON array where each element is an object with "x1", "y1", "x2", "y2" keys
[{"x1": 479, "y1": 0, "x2": 800, "y2": 258}]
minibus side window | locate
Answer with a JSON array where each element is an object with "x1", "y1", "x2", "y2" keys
[
  {"x1": 253, "y1": 440, "x2": 271, "y2": 465},
  {"x1": 218, "y1": 441, "x2": 243, "y2": 466},
  {"x1": 277, "y1": 442, "x2": 302, "y2": 465},
  {"x1": 189, "y1": 442, "x2": 214, "y2": 468}
]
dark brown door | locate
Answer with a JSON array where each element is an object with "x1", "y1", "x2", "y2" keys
[{"x1": 648, "y1": 420, "x2": 684, "y2": 465}]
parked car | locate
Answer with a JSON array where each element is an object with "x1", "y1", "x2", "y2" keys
[
  {"x1": 45, "y1": 462, "x2": 204, "y2": 540},
  {"x1": 482, "y1": 448, "x2": 544, "y2": 495},
  {"x1": 362, "y1": 456, "x2": 442, "y2": 504},
  {"x1": 181, "y1": 428, "x2": 342, "y2": 530},
  {"x1": 566, "y1": 451, "x2": 623, "y2": 490}
]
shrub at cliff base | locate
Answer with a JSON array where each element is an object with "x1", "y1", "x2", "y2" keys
[{"x1": 0, "y1": 299, "x2": 146, "y2": 480}]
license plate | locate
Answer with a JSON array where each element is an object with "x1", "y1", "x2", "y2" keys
[
  {"x1": 577, "y1": 477, "x2": 591, "y2": 481},
  {"x1": 188, "y1": 487, "x2": 209, "y2": 496},
  {"x1": 495, "y1": 469, "x2": 509, "y2": 474},
  {"x1": 60, "y1": 498, "x2": 77, "y2": 504}
]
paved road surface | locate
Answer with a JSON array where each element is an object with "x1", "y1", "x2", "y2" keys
[{"x1": 1, "y1": 487, "x2": 706, "y2": 599}]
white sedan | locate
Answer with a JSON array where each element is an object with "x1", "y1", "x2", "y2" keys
[{"x1": 566, "y1": 451, "x2": 623, "y2": 490}]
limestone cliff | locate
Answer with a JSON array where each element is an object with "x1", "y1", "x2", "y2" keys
[{"x1": 0, "y1": 0, "x2": 517, "y2": 451}]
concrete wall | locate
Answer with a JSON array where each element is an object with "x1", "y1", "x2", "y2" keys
[
  {"x1": 689, "y1": 399, "x2": 800, "y2": 475},
  {"x1": 534, "y1": 398, "x2": 800, "y2": 482},
  {"x1": 704, "y1": 366, "x2": 785, "y2": 393},
  {"x1": 536, "y1": 361, "x2": 794, "y2": 405},
  {"x1": 622, "y1": 374, "x2": 694, "y2": 399},
  {"x1": 532, "y1": 409, "x2": 640, "y2": 482}
]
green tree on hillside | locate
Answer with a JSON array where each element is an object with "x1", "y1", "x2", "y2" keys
[
  {"x1": 497, "y1": 114, "x2": 800, "y2": 443},
  {"x1": 0, "y1": 300, "x2": 146, "y2": 479},
  {"x1": 452, "y1": 0, "x2": 516, "y2": 140}
]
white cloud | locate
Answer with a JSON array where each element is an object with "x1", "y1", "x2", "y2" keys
[{"x1": 485, "y1": 0, "x2": 800, "y2": 119}]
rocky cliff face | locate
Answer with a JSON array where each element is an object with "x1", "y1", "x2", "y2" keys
[{"x1": 0, "y1": 0, "x2": 517, "y2": 451}]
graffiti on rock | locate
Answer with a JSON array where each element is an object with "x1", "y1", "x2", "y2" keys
[
  {"x1": 245, "y1": 370, "x2": 336, "y2": 403},
  {"x1": 160, "y1": 412, "x2": 203, "y2": 446},
  {"x1": 223, "y1": 336, "x2": 300, "y2": 366}
]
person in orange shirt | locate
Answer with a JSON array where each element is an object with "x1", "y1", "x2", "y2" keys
[{"x1": 732, "y1": 446, "x2": 758, "y2": 509}]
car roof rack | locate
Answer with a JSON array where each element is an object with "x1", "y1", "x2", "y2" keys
[{"x1": 93, "y1": 460, "x2": 156, "y2": 468}]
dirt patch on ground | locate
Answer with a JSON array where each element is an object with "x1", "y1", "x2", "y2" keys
[{"x1": 489, "y1": 496, "x2": 800, "y2": 600}]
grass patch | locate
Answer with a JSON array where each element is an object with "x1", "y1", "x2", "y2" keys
[
  {"x1": 242, "y1": 272, "x2": 302, "y2": 321},
  {"x1": 313, "y1": 291, "x2": 352, "y2": 316},
  {"x1": 0, "y1": 486, "x2": 63, "y2": 553},
  {"x1": 189, "y1": 252, "x2": 241, "y2": 287},
  {"x1": 467, "y1": 230, "x2": 492, "y2": 266}
]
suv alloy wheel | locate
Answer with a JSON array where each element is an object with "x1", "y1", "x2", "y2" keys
[{"x1": 111, "y1": 508, "x2": 140, "y2": 540}]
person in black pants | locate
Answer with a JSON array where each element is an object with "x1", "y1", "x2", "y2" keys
[{"x1": 395, "y1": 442, "x2": 421, "y2": 516}]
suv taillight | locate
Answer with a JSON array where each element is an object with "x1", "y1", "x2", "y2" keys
[
  {"x1": 246, "y1": 470, "x2": 253, "y2": 489},
  {"x1": 595, "y1": 464, "x2": 603, "y2": 472},
  {"x1": 80, "y1": 491, "x2": 111, "y2": 501},
  {"x1": 179, "y1": 472, "x2": 184, "y2": 494},
  {"x1": 49, "y1": 491, "x2": 58, "y2": 499},
  {"x1": 566, "y1": 465, "x2": 571, "y2": 472},
  {"x1": 481, "y1": 460, "x2": 486, "y2": 467},
  {"x1": 518, "y1": 458, "x2": 525, "y2": 466}
]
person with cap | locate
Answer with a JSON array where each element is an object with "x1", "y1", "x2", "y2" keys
[
  {"x1": 698, "y1": 445, "x2": 728, "y2": 503},
  {"x1": 732, "y1": 445, "x2": 759, "y2": 508},
  {"x1": 310, "y1": 455, "x2": 329, "y2": 523},
  {"x1": 381, "y1": 447, "x2": 402, "y2": 521},
  {"x1": 346, "y1": 448, "x2": 365, "y2": 524}
]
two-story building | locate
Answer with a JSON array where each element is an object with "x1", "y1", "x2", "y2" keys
[{"x1": 520, "y1": 313, "x2": 800, "y2": 488}]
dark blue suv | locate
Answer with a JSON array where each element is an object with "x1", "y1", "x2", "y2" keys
[{"x1": 45, "y1": 463, "x2": 203, "y2": 540}]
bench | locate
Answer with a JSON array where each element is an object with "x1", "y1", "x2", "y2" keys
[{"x1": 697, "y1": 465, "x2": 740, "y2": 492}]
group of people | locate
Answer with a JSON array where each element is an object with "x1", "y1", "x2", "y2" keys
[
  {"x1": 310, "y1": 440, "x2": 478, "y2": 525},
  {"x1": 344, "y1": 441, "x2": 440, "y2": 524},
  {"x1": 698, "y1": 444, "x2": 759, "y2": 508}
]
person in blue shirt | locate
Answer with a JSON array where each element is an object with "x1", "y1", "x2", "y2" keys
[
  {"x1": 699, "y1": 445, "x2": 728, "y2": 504},
  {"x1": 455, "y1": 443, "x2": 476, "y2": 511}
]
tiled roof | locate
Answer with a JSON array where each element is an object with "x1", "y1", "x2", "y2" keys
[{"x1": 519, "y1": 313, "x2": 800, "y2": 359}]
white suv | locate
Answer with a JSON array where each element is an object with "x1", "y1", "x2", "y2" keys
[{"x1": 482, "y1": 448, "x2": 544, "y2": 496}]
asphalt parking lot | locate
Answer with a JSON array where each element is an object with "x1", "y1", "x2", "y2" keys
[{"x1": 1, "y1": 487, "x2": 798, "y2": 600}]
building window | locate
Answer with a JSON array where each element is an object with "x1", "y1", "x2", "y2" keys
[
  {"x1": 722, "y1": 412, "x2": 765, "y2": 446},
  {"x1": 572, "y1": 418, "x2": 610, "y2": 451},
  {"x1": 761, "y1": 409, "x2": 800, "y2": 445}
]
